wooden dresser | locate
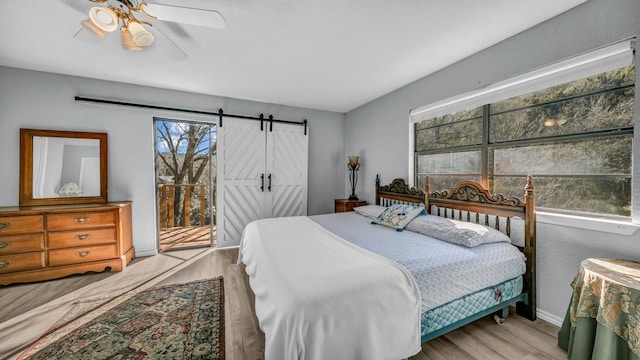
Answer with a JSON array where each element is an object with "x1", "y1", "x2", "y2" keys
[{"x1": 0, "y1": 202, "x2": 134, "y2": 286}]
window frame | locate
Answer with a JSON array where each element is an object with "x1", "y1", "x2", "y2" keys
[{"x1": 412, "y1": 70, "x2": 636, "y2": 227}]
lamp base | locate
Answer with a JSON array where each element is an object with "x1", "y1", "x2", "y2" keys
[{"x1": 348, "y1": 195, "x2": 359, "y2": 201}]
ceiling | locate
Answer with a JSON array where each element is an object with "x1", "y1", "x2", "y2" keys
[{"x1": 0, "y1": 0, "x2": 587, "y2": 113}]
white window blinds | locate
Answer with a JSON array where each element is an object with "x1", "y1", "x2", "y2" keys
[{"x1": 410, "y1": 39, "x2": 635, "y2": 123}]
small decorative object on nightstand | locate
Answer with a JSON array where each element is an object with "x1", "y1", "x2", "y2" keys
[{"x1": 335, "y1": 199, "x2": 367, "y2": 213}]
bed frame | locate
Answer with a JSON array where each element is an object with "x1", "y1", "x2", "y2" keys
[{"x1": 375, "y1": 175, "x2": 536, "y2": 342}]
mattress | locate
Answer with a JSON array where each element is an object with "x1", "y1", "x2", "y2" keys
[
  {"x1": 421, "y1": 276, "x2": 523, "y2": 335},
  {"x1": 310, "y1": 212, "x2": 526, "y2": 313}
]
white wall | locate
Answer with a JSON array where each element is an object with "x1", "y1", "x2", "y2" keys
[
  {"x1": 0, "y1": 66, "x2": 345, "y2": 256},
  {"x1": 345, "y1": 0, "x2": 640, "y2": 324}
]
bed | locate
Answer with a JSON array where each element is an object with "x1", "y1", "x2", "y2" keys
[{"x1": 238, "y1": 176, "x2": 536, "y2": 360}]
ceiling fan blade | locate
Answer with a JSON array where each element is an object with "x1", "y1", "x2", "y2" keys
[
  {"x1": 149, "y1": 23, "x2": 189, "y2": 60},
  {"x1": 143, "y1": 3, "x2": 226, "y2": 29},
  {"x1": 152, "y1": 18, "x2": 192, "y2": 41}
]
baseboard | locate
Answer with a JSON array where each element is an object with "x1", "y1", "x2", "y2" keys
[
  {"x1": 536, "y1": 308, "x2": 564, "y2": 327},
  {"x1": 135, "y1": 249, "x2": 158, "y2": 257}
]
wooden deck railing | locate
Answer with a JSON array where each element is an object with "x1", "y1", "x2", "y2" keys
[{"x1": 158, "y1": 184, "x2": 215, "y2": 229}]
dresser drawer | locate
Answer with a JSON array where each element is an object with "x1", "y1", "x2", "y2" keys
[
  {"x1": 0, "y1": 252, "x2": 45, "y2": 274},
  {"x1": 0, "y1": 216, "x2": 43, "y2": 236},
  {"x1": 46, "y1": 211, "x2": 116, "y2": 231},
  {"x1": 48, "y1": 228, "x2": 116, "y2": 249},
  {"x1": 0, "y1": 234, "x2": 44, "y2": 255},
  {"x1": 49, "y1": 245, "x2": 118, "y2": 267}
]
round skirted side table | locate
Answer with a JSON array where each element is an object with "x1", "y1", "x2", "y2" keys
[{"x1": 558, "y1": 258, "x2": 640, "y2": 360}]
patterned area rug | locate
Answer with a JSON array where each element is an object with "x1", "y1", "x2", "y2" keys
[{"x1": 20, "y1": 277, "x2": 224, "y2": 359}]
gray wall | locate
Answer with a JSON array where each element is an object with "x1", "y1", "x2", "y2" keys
[
  {"x1": 345, "y1": 0, "x2": 640, "y2": 323},
  {"x1": 0, "y1": 66, "x2": 345, "y2": 257}
]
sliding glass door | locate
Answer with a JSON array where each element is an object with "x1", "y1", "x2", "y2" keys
[{"x1": 154, "y1": 118, "x2": 217, "y2": 252}]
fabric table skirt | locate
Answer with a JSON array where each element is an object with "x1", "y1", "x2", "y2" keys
[{"x1": 558, "y1": 305, "x2": 640, "y2": 360}]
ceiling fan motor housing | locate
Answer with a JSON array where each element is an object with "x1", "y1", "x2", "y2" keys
[{"x1": 116, "y1": 0, "x2": 136, "y2": 7}]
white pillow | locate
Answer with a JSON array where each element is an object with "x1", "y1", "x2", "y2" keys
[
  {"x1": 405, "y1": 215, "x2": 511, "y2": 247},
  {"x1": 372, "y1": 204, "x2": 426, "y2": 231},
  {"x1": 353, "y1": 205, "x2": 387, "y2": 219}
]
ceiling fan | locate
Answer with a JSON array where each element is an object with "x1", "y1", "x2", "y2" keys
[{"x1": 68, "y1": 0, "x2": 225, "y2": 57}]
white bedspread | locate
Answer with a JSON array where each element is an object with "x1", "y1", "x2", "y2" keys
[{"x1": 238, "y1": 216, "x2": 421, "y2": 360}]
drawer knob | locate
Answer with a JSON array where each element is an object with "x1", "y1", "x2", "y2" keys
[
  {"x1": 0, "y1": 241, "x2": 11, "y2": 249},
  {"x1": 75, "y1": 234, "x2": 90, "y2": 240},
  {"x1": 74, "y1": 217, "x2": 91, "y2": 224},
  {"x1": 0, "y1": 223, "x2": 10, "y2": 230},
  {"x1": 0, "y1": 260, "x2": 11, "y2": 269},
  {"x1": 76, "y1": 251, "x2": 91, "y2": 258}
]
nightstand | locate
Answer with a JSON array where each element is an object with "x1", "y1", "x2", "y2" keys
[{"x1": 335, "y1": 199, "x2": 367, "y2": 213}]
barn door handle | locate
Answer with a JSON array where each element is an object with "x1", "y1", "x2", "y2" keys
[
  {"x1": 261, "y1": 174, "x2": 265, "y2": 192},
  {"x1": 268, "y1": 174, "x2": 272, "y2": 192}
]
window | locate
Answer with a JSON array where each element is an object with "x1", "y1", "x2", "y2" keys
[{"x1": 413, "y1": 61, "x2": 635, "y2": 219}]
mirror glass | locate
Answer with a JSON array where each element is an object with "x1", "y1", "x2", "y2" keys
[
  {"x1": 20, "y1": 129, "x2": 108, "y2": 206},
  {"x1": 32, "y1": 137, "x2": 101, "y2": 198}
]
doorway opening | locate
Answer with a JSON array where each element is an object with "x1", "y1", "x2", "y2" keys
[{"x1": 154, "y1": 118, "x2": 217, "y2": 252}]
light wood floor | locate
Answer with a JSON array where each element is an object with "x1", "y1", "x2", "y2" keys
[
  {"x1": 0, "y1": 247, "x2": 567, "y2": 360},
  {"x1": 159, "y1": 225, "x2": 215, "y2": 252}
]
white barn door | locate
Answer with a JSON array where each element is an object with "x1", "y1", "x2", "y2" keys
[
  {"x1": 266, "y1": 122, "x2": 308, "y2": 218},
  {"x1": 217, "y1": 117, "x2": 309, "y2": 247},
  {"x1": 217, "y1": 118, "x2": 266, "y2": 247}
]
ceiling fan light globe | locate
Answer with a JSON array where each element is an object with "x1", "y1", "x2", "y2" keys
[
  {"x1": 134, "y1": 31, "x2": 154, "y2": 47},
  {"x1": 121, "y1": 29, "x2": 143, "y2": 51},
  {"x1": 128, "y1": 22, "x2": 154, "y2": 47},
  {"x1": 81, "y1": 19, "x2": 106, "y2": 39},
  {"x1": 89, "y1": 7, "x2": 118, "y2": 32}
]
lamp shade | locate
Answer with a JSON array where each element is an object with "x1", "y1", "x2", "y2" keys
[
  {"x1": 88, "y1": 7, "x2": 118, "y2": 32},
  {"x1": 128, "y1": 22, "x2": 154, "y2": 47},
  {"x1": 348, "y1": 156, "x2": 360, "y2": 168}
]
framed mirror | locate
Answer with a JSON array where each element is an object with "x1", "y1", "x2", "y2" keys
[{"x1": 19, "y1": 129, "x2": 108, "y2": 206}]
